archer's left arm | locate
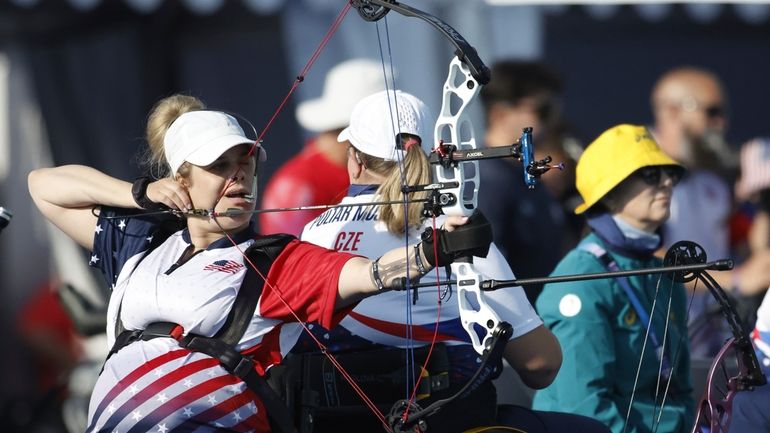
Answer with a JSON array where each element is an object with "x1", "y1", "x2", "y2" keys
[
  {"x1": 480, "y1": 242, "x2": 563, "y2": 388},
  {"x1": 504, "y1": 325, "x2": 562, "y2": 389},
  {"x1": 337, "y1": 213, "x2": 492, "y2": 306}
]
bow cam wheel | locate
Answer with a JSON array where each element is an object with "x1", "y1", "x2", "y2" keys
[
  {"x1": 351, "y1": 0, "x2": 395, "y2": 22},
  {"x1": 663, "y1": 240, "x2": 707, "y2": 282}
]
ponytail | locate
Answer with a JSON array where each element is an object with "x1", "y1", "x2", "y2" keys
[
  {"x1": 140, "y1": 94, "x2": 206, "y2": 178},
  {"x1": 356, "y1": 143, "x2": 432, "y2": 234}
]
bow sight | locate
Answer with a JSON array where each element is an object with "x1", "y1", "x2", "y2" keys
[
  {"x1": 428, "y1": 127, "x2": 564, "y2": 192},
  {"x1": 406, "y1": 128, "x2": 564, "y2": 218}
]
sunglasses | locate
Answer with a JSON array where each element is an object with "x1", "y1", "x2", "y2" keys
[
  {"x1": 636, "y1": 166, "x2": 683, "y2": 187},
  {"x1": 680, "y1": 97, "x2": 726, "y2": 119},
  {"x1": 704, "y1": 105, "x2": 725, "y2": 119}
]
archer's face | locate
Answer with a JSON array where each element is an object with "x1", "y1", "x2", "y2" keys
[{"x1": 186, "y1": 144, "x2": 257, "y2": 230}]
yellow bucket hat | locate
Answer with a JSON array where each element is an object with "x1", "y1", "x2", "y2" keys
[{"x1": 574, "y1": 124, "x2": 683, "y2": 215}]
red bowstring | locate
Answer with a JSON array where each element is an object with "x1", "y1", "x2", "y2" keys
[
  {"x1": 213, "y1": 218, "x2": 392, "y2": 431},
  {"x1": 373, "y1": 16, "x2": 449, "y2": 422},
  {"x1": 211, "y1": 1, "x2": 396, "y2": 429},
  {"x1": 401, "y1": 214, "x2": 445, "y2": 424},
  {"x1": 250, "y1": 0, "x2": 353, "y2": 155},
  {"x1": 218, "y1": 0, "x2": 453, "y2": 427}
]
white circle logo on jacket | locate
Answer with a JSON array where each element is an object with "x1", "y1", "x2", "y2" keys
[{"x1": 559, "y1": 294, "x2": 582, "y2": 317}]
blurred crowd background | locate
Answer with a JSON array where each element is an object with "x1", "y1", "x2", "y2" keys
[{"x1": 1, "y1": 1, "x2": 770, "y2": 432}]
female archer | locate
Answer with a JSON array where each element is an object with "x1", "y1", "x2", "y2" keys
[
  {"x1": 532, "y1": 124, "x2": 693, "y2": 433},
  {"x1": 27, "y1": 94, "x2": 486, "y2": 433},
  {"x1": 295, "y1": 90, "x2": 609, "y2": 433}
]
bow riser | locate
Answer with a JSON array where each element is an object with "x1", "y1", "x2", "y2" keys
[
  {"x1": 456, "y1": 261, "x2": 503, "y2": 354},
  {"x1": 433, "y1": 56, "x2": 502, "y2": 355},
  {"x1": 433, "y1": 57, "x2": 481, "y2": 217}
]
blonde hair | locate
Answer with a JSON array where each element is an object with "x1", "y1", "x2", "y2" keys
[
  {"x1": 355, "y1": 138, "x2": 431, "y2": 234},
  {"x1": 142, "y1": 94, "x2": 206, "y2": 177}
]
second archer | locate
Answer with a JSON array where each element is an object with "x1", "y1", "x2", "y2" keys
[{"x1": 294, "y1": 90, "x2": 610, "y2": 433}]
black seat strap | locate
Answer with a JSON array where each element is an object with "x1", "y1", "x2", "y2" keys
[{"x1": 213, "y1": 234, "x2": 295, "y2": 346}]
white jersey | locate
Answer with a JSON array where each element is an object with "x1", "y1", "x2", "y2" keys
[
  {"x1": 753, "y1": 292, "x2": 770, "y2": 372},
  {"x1": 87, "y1": 207, "x2": 353, "y2": 432},
  {"x1": 300, "y1": 191, "x2": 542, "y2": 348}
]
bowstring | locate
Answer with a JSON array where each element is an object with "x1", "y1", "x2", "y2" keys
[
  {"x1": 375, "y1": 17, "x2": 414, "y2": 402},
  {"x1": 255, "y1": 1, "x2": 352, "y2": 147},
  {"x1": 622, "y1": 253, "x2": 678, "y2": 433},
  {"x1": 210, "y1": 216, "x2": 391, "y2": 430},
  {"x1": 374, "y1": 14, "x2": 447, "y2": 423},
  {"x1": 653, "y1": 277, "x2": 701, "y2": 432},
  {"x1": 651, "y1": 279, "x2": 675, "y2": 432},
  {"x1": 202, "y1": 1, "x2": 396, "y2": 429},
  {"x1": 652, "y1": 274, "x2": 684, "y2": 433},
  {"x1": 621, "y1": 251, "x2": 704, "y2": 433}
]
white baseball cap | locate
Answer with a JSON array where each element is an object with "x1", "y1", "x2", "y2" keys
[
  {"x1": 338, "y1": 90, "x2": 434, "y2": 161},
  {"x1": 296, "y1": 58, "x2": 392, "y2": 133},
  {"x1": 164, "y1": 110, "x2": 266, "y2": 175}
]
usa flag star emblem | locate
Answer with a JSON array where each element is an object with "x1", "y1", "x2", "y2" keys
[{"x1": 203, "y1": 260, "x2": 244, "y2": 274}]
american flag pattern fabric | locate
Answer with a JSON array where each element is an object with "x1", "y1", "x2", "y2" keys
[
  {"x1": 204, "y1": 260, "x2": 245, "y2": 274},
  {"x1": 88, "y1": 207, "x2": 356, "y2": 432},
  {"x1": 752, "y1": 328, "x2": 770, "y2": 375},
  {"x1": 753, "y1": 292, "x2": 770, "y2": 375},
  {"x1": 736, "y1": 137, "x2": 770, "y2": 201},
  {"x1": 87, "y1": 341, "x2": 269, "y2": 433}
]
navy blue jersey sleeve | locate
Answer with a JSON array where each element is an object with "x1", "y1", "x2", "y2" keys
[{"x1": 90, "y1": 206, "x2": 181, "y2": 287}]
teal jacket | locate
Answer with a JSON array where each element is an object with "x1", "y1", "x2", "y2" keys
[{"x1": 532, "y1": 233, "x2": 694, "y2": 433}]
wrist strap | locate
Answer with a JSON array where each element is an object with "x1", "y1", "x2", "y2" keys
[
  {"x1": 131, "y1": 177, "x2": 158, "y2": 210},
  {"x1": 371, "y1": 258, "x2": 386, "y2": 291},
  {"x1": 420, "y1": 227, "x2": 453, "y2": 267},
  {"x1": 414, "y1": 242, "x2": 428, "y2": 275}
]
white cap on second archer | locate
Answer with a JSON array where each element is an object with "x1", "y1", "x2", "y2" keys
[{"x1": 338, "y1": 90, "x2": 434, "y2": 161}]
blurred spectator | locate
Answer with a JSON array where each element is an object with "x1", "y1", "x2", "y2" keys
[
  {"x1": 260, "y1": 59, "x2": 390, "y2": 235},
  {"x1": 17, "y1": 280, "x2": 80, "y2": 393},
  {"x1": 478, "y1": 60, "x2": 580, "y2": 303},
  {"x1": 718, "y1": 139, "x2": 770, "y2": 430},
  {"x1": 533, "y1": 124, "x2": 693, "y2": 433},
  {"x1": 651, "y1": 67, "x2": 770, "y2": 357},
  {"x1": 734, "y1": 137, "x2": 770, "y2": 255},
  {"x1": 14, "y1": 279, "x2": 82, "y2": 432},
  {"x1": 651, "y1": 67, "x2": 731, "y2": 261},
  {"x1": 731, "y1": 137, "x2": 770, "y2": 322}
]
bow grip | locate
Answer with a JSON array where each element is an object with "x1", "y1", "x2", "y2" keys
[
  {"x1": 420, "y1": 210, "x2": 494, "y2": 267},
  {"x1": 443, "y1": 210, "x2": 493, "y2": 259}
]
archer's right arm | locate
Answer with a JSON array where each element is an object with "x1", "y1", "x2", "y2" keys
[
  {"x1": 28, "y1": 165, "x2": 191, "y2": 250},
  {"x1": 28, "y1": 165, "x2": 137, "y2": 250}
]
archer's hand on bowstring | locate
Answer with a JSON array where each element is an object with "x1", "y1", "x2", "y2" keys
[
  {"x1": 143, "y1": 177, "x2": 193, "y2": 212},
  {"x1": 335, "y1": 212, "x2": 494, "y2": 308}
]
